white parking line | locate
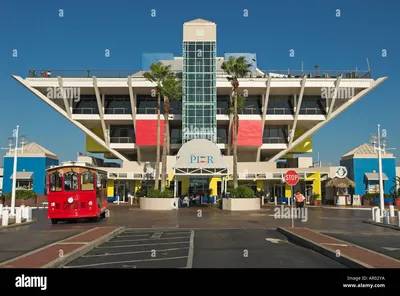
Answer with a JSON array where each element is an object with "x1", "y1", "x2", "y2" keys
[
  {"x1": 164, "y1": 232, "x2": 191, "y2": 235},
  {"x1": 82, "y1": 247, "x2": 189, "y2": 257},
  {"x1": 97, "y1": 241, "x2": 190, "y2": 249},
  {"x1": 110, "y1": 236, "x2": 190, "y2": 243},
  {"x1": 116, "y1": 234, "x2": 152, "y2": 238},
  {"x1": 186, "y1": 230, "x2": 194, "y2": 268},
  {"x1": 64, "y1": 256, "x2": 188, "y2": 268}
]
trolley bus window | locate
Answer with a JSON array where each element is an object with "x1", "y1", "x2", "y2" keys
[
  {"x1": 97, "y1": 173, "x2": 107, "y2": 190},
  {"x1": 64, "y1": 171, "x2": 78, "y2": 191},
  {"x1": 50, "y1": 172, "x2": 63, "y2": 192},
  {"x1": 81, "y1": 171, "x2": 94, "y2": 191}
]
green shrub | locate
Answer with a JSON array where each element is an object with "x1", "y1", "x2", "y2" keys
[
  {"x1": 363, "y1": 193, "x2": 392, "y2": 200},
  {"x1": 255, "y1": 190, "x2": 265, "y2": 198},
  {"x1": 229, "y1": 186, "x2": 255, "y2": 198},
  {"x1": 136, "y1": 187, "x2": 147, "y2": 198},
  {"x1": 147, "y1": 188, "x2": 174, "y2": 198},
  {"x1": 6, "y1": 190, "x2": 37, "y2": 200}
]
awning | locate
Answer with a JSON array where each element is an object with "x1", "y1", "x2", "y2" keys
[
  {"x1": 364, "y1": 172, "x2": 388, "y2": 181},
  {"x1": 10, "y1": 172, "x2": 34, "y2": 180},
  {"x1": 174, "y1": 139, "x2": 228, "y2": 176}
]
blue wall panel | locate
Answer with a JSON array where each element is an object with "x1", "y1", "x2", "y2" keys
[
  {"x1": 3, "y1": 157, "x2": 59, "y2": 195},
  {"x1": 142, "y1": 53, "x2": 174, "y2": 70},
  {"x1": 224, "y1": 53, "x2": 257, "y2": 71},
  {"x1": 340, "y1": 157, "x2": 396, "y2": 195}
]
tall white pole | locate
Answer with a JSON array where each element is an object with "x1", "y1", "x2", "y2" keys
[
  {"x1": 377, "y1": 124, "x2": 385, "y2": 218},
  {"x1": 10, "y1": 125, "x2": 19, "y2": 217}
]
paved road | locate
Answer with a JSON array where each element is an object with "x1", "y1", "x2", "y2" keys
[
  {"x1": 322, "y1": 231, "x2": 400, "y2": 261},
  {"x1": 0, "y1": 208, "x2": 92, "y2": 263},
  {"x1": 64, "y1": 229, "x2": 346, "y2": 268},
  {"x1": 2, "y1": 206, "x2": 398, "y2": 266},
  {"x1": 24, "y1": 205, "x2": 399, "y2": 233}
]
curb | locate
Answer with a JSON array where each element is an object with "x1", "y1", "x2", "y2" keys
[
  {"x1": 363, "y1": 220, "x2": 400, "y2": 231},
  {"x1": 0, "y1": 218, "x2": 37, "y2": 229},
  {"x1": 277, "y1": 227, "x2": 371, "y2": 268},
  {"x1": 44, "y1": 227, "x2": 126, "y2": 268}
]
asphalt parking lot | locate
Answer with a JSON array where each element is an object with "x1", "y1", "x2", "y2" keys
[
  {"x1": 64, "y1": 230, "x2": 193, "y2": 268},
  {"x1": 64, "y1": 229, "x2": 345, "y2": 268}
]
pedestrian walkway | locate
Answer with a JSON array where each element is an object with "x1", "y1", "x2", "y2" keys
[
  {"x1": 0, "y1": 227, "x2": 123, "y2": 268},
  {"x1": 63, "y1": 229, "x2": 194, "y2": 268},
  {"x1": 278, "y1": 227, "x2": 400, "y2": 268}
]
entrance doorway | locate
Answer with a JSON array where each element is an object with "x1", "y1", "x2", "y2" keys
[
  {"x1": 274, "y1": 184, "x2": 285, "y2": 201},
  {"x1": 189, "y1": 178, "x2": 209, "y2": 195}
]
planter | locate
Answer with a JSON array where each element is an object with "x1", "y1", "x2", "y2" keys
[
  {"x1": 139, "y1": 197, "x2": 176, "y2": 210},
  {"x1": 395, "y1": 198, "x2": 400, "y2": 207},
  {"x1": 5, "y1": 197, "x2": 38, "y2": 207},
  {"x1": 222, "y1": 198, "x2": 260, "y2": 211},
  {"x1": 362, "y1": 199, "x2": 371, "y2": 206},
  {"x1": 313, "y1": 200, "x2": 319, "y2": 206}
]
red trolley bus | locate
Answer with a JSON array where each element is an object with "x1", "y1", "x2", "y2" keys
[{"x1": 46, "y1": 162, "x2": 108, "y2": 224}]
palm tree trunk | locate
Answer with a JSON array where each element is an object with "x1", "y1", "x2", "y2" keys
[
  {"x1": 161, "y1": 98, "x2": 169, "y2": 191},
  {"x1": 166, "y1": 119, "x2": 170, "y2": 154},
  {"x1": 154, "y1": 92, "x2": 161, "y2": 190},
  {"x1": 233, "y1": 91, "x2": 238, "y2": 189}
]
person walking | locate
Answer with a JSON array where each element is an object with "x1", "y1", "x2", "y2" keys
[{"x1": 295, "y1": 191, "x2": 305, "y2": 208}]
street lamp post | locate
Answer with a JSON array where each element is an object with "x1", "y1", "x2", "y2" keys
[
  {"x1": 370, "y1": 124, "x2": 388, "y2": 218},
  {"x1": 1, "y1": 126, "x2": 25, "y2": 217}
]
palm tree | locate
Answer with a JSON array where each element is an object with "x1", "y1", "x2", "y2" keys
[
  {"x1": 143, "y1": 62, "x2": 172, "y2": 190},
  {"x1": 221, "y1": 56, "x2": 252, "y2": 189},
  {"x1": 160, "y1": 73, "x2": 182, "y2": 190}
]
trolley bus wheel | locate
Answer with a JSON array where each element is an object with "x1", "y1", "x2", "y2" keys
[
  {"x1": 90, "y1": 216, "x2": 100, "y2": 222},
  {"x1": 51, "y1": 219, "x2": 59, "y2": 225}
]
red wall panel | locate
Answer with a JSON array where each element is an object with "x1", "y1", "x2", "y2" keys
[
  {"x1": 231, "y1": 120, "x2": 262, "y2": 146},
  {"x1": 135, "y1": 120, "x2": 165, "y2": 146}
]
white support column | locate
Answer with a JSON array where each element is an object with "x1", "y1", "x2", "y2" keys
[
  {"x1": 288, "y1": 75, "x2": 307, "y2": 147},
  {"x1": 268, "y1": 77, "x2": 388, "y2": 162},
  {"x1": 13, "y1": 76, "x2": 129, "y2": 161},
  {"x1": 257, "y1": 75, "x2": 272, "y2": 161},
  {"x1": 227, "y1": 94, "x2": 233, "y2": 156},
  {"x1": 57, "y1": 76, "x2": 72, "y2": 118},
  {"x1": 174, "y1": 177, "x2": 178, "y2": 198},
  {"x1": 93, "y1": 77, "x2": 109, "y2": 146},
  {"x1": 327, "y1": 75, "x2": 342, "y2": 119},
  {"x1": 128, "y1": 76, "x2": 139, "y2": 160}
]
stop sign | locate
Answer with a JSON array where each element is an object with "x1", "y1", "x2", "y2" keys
[{"x1": 284, "y1": 170, "x2": 299, "y2": 186}]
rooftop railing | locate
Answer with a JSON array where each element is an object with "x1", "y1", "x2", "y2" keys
[{"x1": 28, "y1": 69, "x2": 372, "y2": 79}]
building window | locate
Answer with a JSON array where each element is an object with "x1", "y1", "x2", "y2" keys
[
  {"x1": 263, "y1": 125, "x2": 288, "y2": 143},
  {"x1": 72, "y1": 95, "x2": 99, "y2": 114},
  {"x1": 267, "y1": 96, "x2": 294, "y2": 115},
  {"x1": 64, "y1": 171, "x2": 78, "y2": 191},
  {"x1": 81, "y1": 171, "x2": 94, "y2": 191},
  {"x1": 96, "y1": 173, "x2": 107, "y2": 190},
  {"x1": 110, "y1": 125, "x2": 135, "y2": 143},
  {"x1": 50, "y1": 172, "x2": 63, "y2": 192},
  {"x1": 104, "y1": 95, "x2": 131, "y2": 114},
  {"x1": 300, "y1": 97, "x2": 326, "y2": 114}
]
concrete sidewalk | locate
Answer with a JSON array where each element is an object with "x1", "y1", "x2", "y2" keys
[
  {"x1": 278, "y1": 227, "x2": 400, "y2": 268},
  {"x1": 0, "y1": 227, "x2": 124, "y2": 268}
]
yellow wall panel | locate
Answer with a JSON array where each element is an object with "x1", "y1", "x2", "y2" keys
[
  {"x1": 86, "y1": 128, "x2": 107, "y2": 153},
  {"x1": 209, "y1": 177, "x2": 221, "y2": 196},
  {"x1": 256, "y1": 180, "x2": 264, "y2": 191},
  {"x1": 107, "y1": 179, "x2": 114, "y2": 197},
  {"x1": 181, "y1": 178, "x2": 190, "y2": 195},
  {"x1": 291, "y1": 128, "x2": 312, "y2": 153}
]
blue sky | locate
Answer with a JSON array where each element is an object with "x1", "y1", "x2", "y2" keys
[{"x1": 0, "y1": 0, "x2": 399, "y2": 167}]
